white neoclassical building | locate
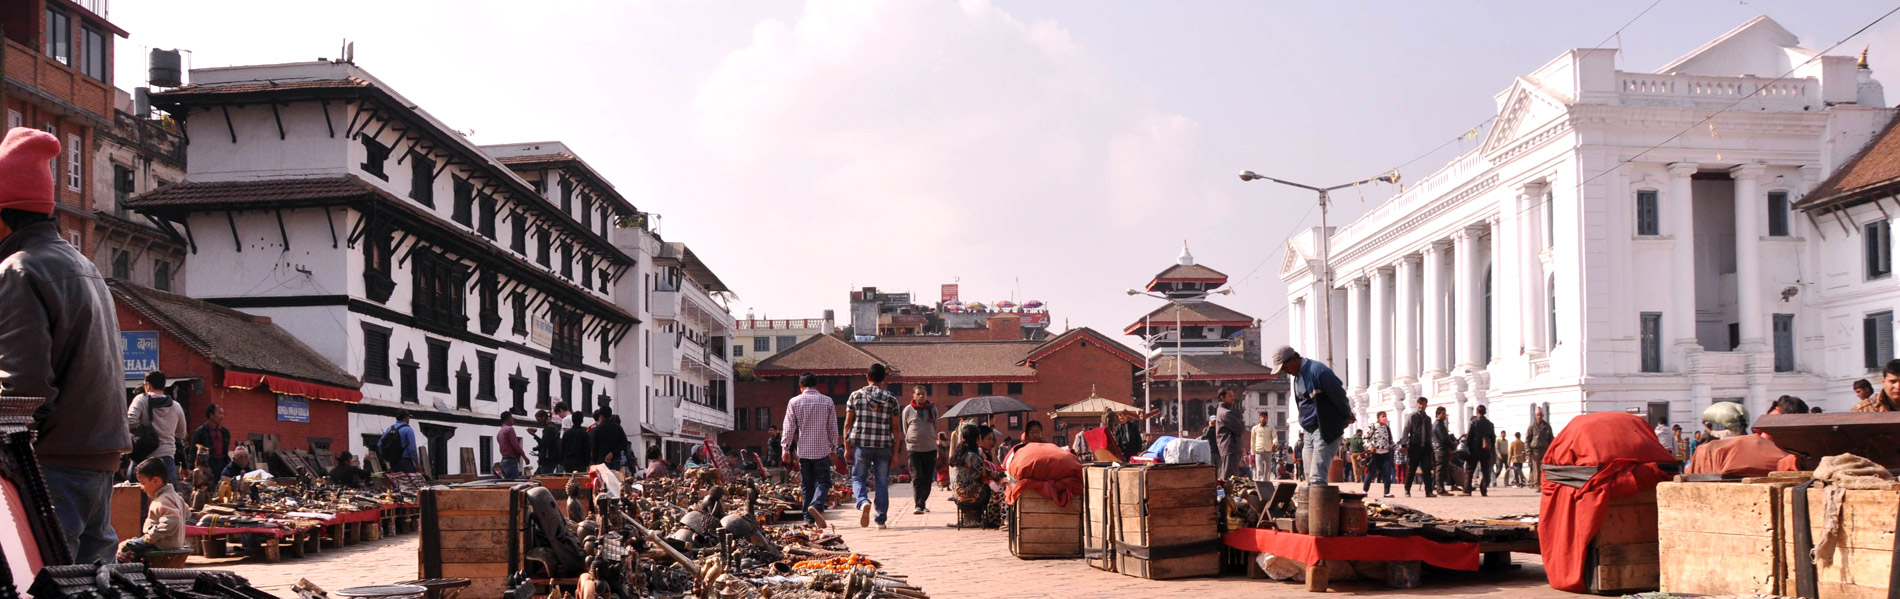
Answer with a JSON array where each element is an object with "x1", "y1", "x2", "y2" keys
[{"x1": 1281, "y1": 16, "x2": 1899, "y2": 435}]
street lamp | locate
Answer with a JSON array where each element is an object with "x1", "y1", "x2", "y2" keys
[
  {"x1": 1238, "y1": 169, "x2": 1400, "y2": 369},
  {"x1": 1130, "y1": 286, "x2": 1231, "y2": 437}
]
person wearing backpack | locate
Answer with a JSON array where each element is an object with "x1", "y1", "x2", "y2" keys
[
  {"x1": 379, "y1": 411, "x2": 419, "y2": 473},
  {"x1": 124, "y1": 371, "x2": 187, "y2": 485}
]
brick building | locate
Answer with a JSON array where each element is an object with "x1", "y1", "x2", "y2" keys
[
  {"x1": 2, "y1": 0, "x2": 124, "y2": 257},
  {"x1": 110, "y1": 280, "x2": 362, "y2": 457},
  {"x1": 728, "y1": 323, "x2": 1144, "y2": 456}
]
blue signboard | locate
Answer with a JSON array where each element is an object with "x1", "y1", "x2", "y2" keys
[
  {"x1": 276, "y1": 395, "x2": 310, "y2": 423},
  {"x1": 121, "y1": 331, "x2": 160, "y2": 380}
]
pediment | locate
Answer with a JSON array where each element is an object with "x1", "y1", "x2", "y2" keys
[
  {"x1": 1482, "y1": 78, "x2": 1569, "y2": 155},
  {"x1": 1279, "y1": 238, "x2": 1309, "y2": 277}
]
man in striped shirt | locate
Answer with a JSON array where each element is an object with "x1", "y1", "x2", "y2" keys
[{"x1": 781, "y1": 372, "x2": 841, "y2": 526}]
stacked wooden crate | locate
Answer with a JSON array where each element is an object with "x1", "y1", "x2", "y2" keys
[
  {"x1": 1585, "y1": 489, "x2": 1660, "y2": 593},
  {"x1": 419, "y1": 483, "x2": 530, "y2": 598},
  {"x1": 1083, "y1": 466, "x2": 1117, "y2": 572},
  {"x1": 1778, "y1": 482, "x2": 1900, "y2": 598},
  {"x1": 1010, "y1": 492, "x2": 1081, "y2": 559},
  {"x1": 1111, "y1": 464, "x2": 1221, "y2": 580},
  {"x1": 1658, "y1": 481, "x2": 1791, "y2": 596}
]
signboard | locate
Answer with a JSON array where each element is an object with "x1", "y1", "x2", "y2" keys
[
  {"x1": 531, "y1": 317, "x2": 554, "y2": 348},
  {"x1": 702, "y1": 438, "x2": 729, "y2": 471},
  {"x1": 121, "y1": 331, "x2": 160, "y2": 380},
  {"x1": 940, "y1": 284, "x2": 959, "y2": 303},
  {"x1": 1020, "y1": 312, "x2": 1051, "y2": 327},
  {"x1": 275, "y1": 395, "x2": 310, "y2": 423}
]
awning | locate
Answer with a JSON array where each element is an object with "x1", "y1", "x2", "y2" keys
[{"x1": 221, "y1": 370, "x2": 362, "y2": 404}]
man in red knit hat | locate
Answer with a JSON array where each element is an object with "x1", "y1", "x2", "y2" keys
[{"x1": 0, "y1": 128, "x2": 133, "y2": 564}]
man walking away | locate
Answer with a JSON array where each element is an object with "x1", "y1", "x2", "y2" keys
[
  {"x1": 1399, "y1": 397, "x2": 1437, "y2": 498},
  {"x1": 560, "y1": 410, "x2": 591, "y2": 474},
  {"x1": 844, "y1": 364, "x2": 903, "y2": 529},
  {"x1": 1360, "y1": 412, "x2": 1393, "y2": 497},
  {"x1": 0, "y1": 127, "x2": 135, "y2": 564},
  {"x1": 497, "y1": 412, "x2": 524, "y2": 479},
  {"x1": 782, "y1": 373, "x2": 841, "y2": 526},
  {"x1": 126, "y1": 371, "x2": 188, "y2": 484},
  {"x1": 1526, "y1": 408, "x2": 1554, "y2": 485},
  {"x1": 591, "y1": 407, "x2": 629, "y2": 470},
  {"x1": 1250, "y1": 412, "x2": 1274, "y2": 483},
  {"x1": 191, "y1": 404, "x2": 232, "y2": 481},
  {"x1": 1508, "y1": 432, "x2": 1527, "y2": 486},
  {"x1": 1213, "y1": 388, "x2": 1246, "y2": 481},
  {"x1": 378, "y1": 411, "x2": 420, "y2": 473},
  {"x1": 1464, "y1": 405, "x2": 1496, "y2": 496},
  {"x1": 901, "y1": 387, "x2": 937, "y2": 514},
  {"x1": 1266, "y1": 346, "x2": 1350, "y2": 486}
]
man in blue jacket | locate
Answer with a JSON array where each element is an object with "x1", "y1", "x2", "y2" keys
[
  {"x1": 385, "y1": 411, "x2": 419, "y2": 473},
  {"x1": 1268, "y1": 346, "x2": 1352, "y2": 486}
]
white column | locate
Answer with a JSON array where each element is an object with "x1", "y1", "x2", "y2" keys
[
  {"x1": 1518, "y1": 187, "x2": 1545, "y2": 354},
  {"x1": 1422, "y1": 241, "x2": 1448, "y2": 377},
  {"x1": 1344, "y1": 277, "x2": 1366, "y2": 392},
  {"x1": 1369, "y1": 267, "x2": 1392, "y2": 391},
  {"x1": 1395, "y1": 255, "x2": 1419, "y2": 386},
  {"x1": 1667, "y1": 163, "x2": 1700, "y2": 354},
  {"x1": 1732, "y1": 164, "x2": 1766, "y2": 352},
  {"x1": 1454, "y1": 225, "x2": 1483, "y2": 370},
  {"x1": 1488, "y1": 214, "x2": 1510, "y2": 365}
]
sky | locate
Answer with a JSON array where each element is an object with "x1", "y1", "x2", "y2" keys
[{"x1": 108, "y1": 0, "x2": 1900, "y2": 352}]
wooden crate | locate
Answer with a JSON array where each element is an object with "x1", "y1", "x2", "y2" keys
[
  {"x1": 420, "y1": 483, "x2": 530, "y2": 597},
  {"x1": 110, "y1": 484, "x2": 147, "y2": 547},
  {"x1": 1010, "y1": 493, "x2": 1081, "y2": 559},
  {"x1": 1778, "y1": 483, "x2": 1900, "y2": 599},
  {"x1": 1587, "y1": 489, "x2": 1660, "y2": 594},
  {"x1": 1083, "y1": 466, "x2": 1116, "y2": 572},
  {"x1": 1112, "y1": 464, "x2": 1220, "y2": 580},
  {"x1": 1658, "y1": 481, "x2": 1791, "y2": 596}
]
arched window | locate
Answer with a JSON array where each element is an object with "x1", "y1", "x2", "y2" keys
[{"x1": 1547, "y1": 276, "x2": 1559, "y2": 350}]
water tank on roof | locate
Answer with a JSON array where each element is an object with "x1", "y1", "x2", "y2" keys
[{"x1": 149, "y1": 49, "x2": 183, "y2": 88}]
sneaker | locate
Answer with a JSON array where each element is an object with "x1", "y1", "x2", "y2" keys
[
  {"x1": 859, "y1": 503, "x2": 873, "y2": 528},
  {"x1": 921, "y1": 507, "x2": 931, "y2": 514},
  {"x1": 913, "y1": 508, "x2": 926, "y2": 515},
  {"x1": 876, "y1": 523, "x2": 888, "y2": 530}
]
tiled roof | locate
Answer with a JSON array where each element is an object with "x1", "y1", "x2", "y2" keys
[
  {"x1": 1023, "y1": 328, "x2": 1144, "y2": 367},
  {"x1": 1151, "y1": 263, "x2": 1228, "y2": 282},
  {"x1": 109, "y1": 280, "x2": 361, "y2": 389},
  {"x1": 754, "y1": 335, "x2": 882, "y2": 374},
  {"x1": 123, "y1": 176, "x2": 378, "y2": 208},
  {"x1": 1149, "y1": 353, "x2": 1276, "y2": 381},
  {"x1": 495, "y1": 153, "x2": 578, "y2": 166},
  {"x1": 153, "y1": 78, "x2": 373, "y2": 97},
  {"x1": 1126, "y1": 301, "x2": 1257, "y2": 333},
  {"x1": 1800, "y1": 111, "x2": 1900, "y2": 211},
  {"x1": 860, "y1": 341, "x2": 1039, "y2": 380}
]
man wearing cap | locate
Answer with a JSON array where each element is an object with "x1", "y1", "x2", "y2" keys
[
  {"x1": 1267, "y1": 346, "x2": 1351, "y2": 486},
  {"x1": 0, "y1": 128, "x2": 133, "y2": 565}
]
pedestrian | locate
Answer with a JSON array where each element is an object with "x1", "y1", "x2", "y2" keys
[
  {"x1": 1360, "y1": 412, "x2": 1394, "y2": 497},
  {"x1": 590, "y1": 407, "x2": 629, "y2": 470},
  {"x1": 1852, "y1": 361, "x2": 1900, "y2": 412},
  {"x1": 900, "y1": 386, "x2": 938, "y2": 515},
  {"x1": 0, "y1": 129, "x2": 133, "y2": 565},
  {"x1": 642, "y1": 449, "x2": 672, "y2": 479},
  {"x1": 843, "y1": 364, "x2": 903, "y2": 529},
  {"x1": 560, "y1": 410, "x2": 591, "y2": 474},
  {"x1": 190, "y1": 403, "x2": 232, "y2": 482},
  {"x1": 782, "y1": 373, "x2": 842, "y2": 525},
  {"x1": 1464, "y1": 404, "x2": 1496, "y2": 496},
  {"x1": 329, "y1": 451, "x2": 368, "y2": 488},
  {"x1": 125, "y1": 370, "x2": 188, "y2": 484},
  {"x1": 1508, "y1": 432, "x2": 1527, "y2": 486},
  {"x1": 114, "y1": 457, "x2": 186, "y2": 564},
  {"x1": 497, "y1": 412, "x2": 524, "y2": 479},
  {"x1": 380, "y1": 411, "x2": 420, "y2": 473},
  {"x1": 1526, "y1": 408, "x2": 1554, "y2": 484},
  {"x1": 1654, "y1": 421, "x2": 1676, "y2": 456},
  {"x1": 1432, "y1": 406, "x2": 1455, "y2": 494},
  {"x1": 1266, "y1": 346, "x2": 1350, "y2": 486},
  {"x1": 1213, "y1": 388, "x2": 1246, "y2": 481},
  {"x1": 1250, "y1": 411, "x2": 1274, "y2": 483},
  {"x1": 766, "y1": 426, "x2": 783, "y2": 468},
  {"x1": 531, "y1": 409, "x2": 560, "y2": 476},
  {"x1": 1399, "y1": 397, "x2": 1437, "y2": 498},
  {"x1": 1346, "y1": 429, "x2": 1366, "y2": 483},
  {"x1": 1494, "y1": 432, "x2": 1509, "y2": 481},
  {"x1": 1292, "y1": 432, "x2": 1306, "y2": 481}
]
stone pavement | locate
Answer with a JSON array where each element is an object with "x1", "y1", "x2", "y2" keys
[{"x1": 185, "y1": 534, "x2": 421, "y2": 597}]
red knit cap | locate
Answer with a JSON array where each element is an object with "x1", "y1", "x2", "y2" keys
[{"x1": 0, "y1": 128, "x2": 61, "y2": 214}]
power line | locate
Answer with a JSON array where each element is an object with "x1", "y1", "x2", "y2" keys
[
  {"x1": 1592, "y1": 0, "x2": 1666, "y2": 50},
  {"x1": 1232, "y1": 201, "x2": 1318, "y2": 288}
]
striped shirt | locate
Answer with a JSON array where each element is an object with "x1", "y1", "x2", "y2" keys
[
  {"x1": 845, "y1": 385, "x2": 900, "y2": 449},
  {"x1": 781, "y1": 389, "x2": 841, "y2": 460}
]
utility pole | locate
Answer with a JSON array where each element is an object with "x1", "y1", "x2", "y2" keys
[{"x1": 1239, "y1": 170, "x2": 1399, "y2": 369}]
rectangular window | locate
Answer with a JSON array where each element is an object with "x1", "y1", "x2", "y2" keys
[
  {"x1": 735, "y1": 408, "x2": 748, "y2": 431},
  {"x1": 1007, "y1": 413, "x2": 1022, "y2": 430},
  {"x1": 112, "y1": 163, "x2": 133, "y2": 206},
  {"x1": 754, "y1": 337, "x2": 770, "y2": 352},
  {"x1": 560, "y1": 372, "x2": 573, "y2": 405},
  {"x1": 1639, "y1": 312, "x2": 1662, "y2": 373},
  {"x1": 478, "y1": 271, "x2": 500, "y2": 335},
  {"x1": 455, "y1": 361, "x2": 471, "y2": 410},
  {"x1": 776, "y1": 335, "x2": 796, "y2": 351},
  {"x1": 1767, "y1": 192, "x2": 1791, "y2": 237},
  {"x1": 451, "y1": 177, "x2": 473, "y2": 226},
  {"x1": 399, "y1": 351, "x2": 419, "y2": 403},
  {"x1": 511, "y1": 212, "x2": 527, "y2": 253},
  {"x1": 976, "y1": 383, "x2": 993, "y2": 396},
  {"x1": 478, "y1": 193, "x2": 497, "y2": 239},
  {"x1": 948, "y1": 383, "x2": 963, "y2": 396},
  {"x1": 560, "y1": 180, "x2": 573, "y2": 214},
  {"x1": 409, "y1": 153, "x2": 435, "y2": 206},
  {"x1": 426, "y1": 338, "x2": 450, "y2": 393},
  {"x1": 1866, "y1": 220, "x2": 1892, "y2": 280},
  {"x1": 1007, "y1": 382, "x2": 1023, "y2": 395},
  {"x1": 1773, "y1": 314, "x2": 1795, "y2": 373},
  {"x1": 362, "y1": 323, "x2": 392, "y2": 385},
  {"x1": 153, "y1": 260, "x2": 172, "y2": 292},
  {"x1": 581, "y1": 255, "x2": 595, "y2": 289},
  {"x1": 479, "y1": 436, "x2": 493, "y2": 474},
  {"x1": 81, "y1": 27, "x2": 105, "y2": 81},
  {"x1": 110, "y1": 249, "x2": 130, "y2": 279},
  {"x1": 1635, "y1": 190, "x2": 1659, "y2": 236},
  {"x1": 360, "y1": 136, "x2": 389, "y2": 180},
  {"x1": 536, "y1": 367, "x2": 552, "y2": 409},
  {"x1": 65, "y1": 134, "x2": 80, "y2": 191},
  {"x1": 600, "y1": 329, "x2": 612, "y2": 364},
  {"x1": 509, "y1": 373, "x2": 529, "y2": 414},
  {"x1": 1545, "y1": 190, "x2": 1556, "y2": 248},
  {"x1": 581, "y1": 379, "x2": 594, "y2": 416},
  {"x1": 1864, "y1": 311, "x2": 1893, "y2": 370},
  {"x1": 536, "y1": 229, "x2": 551, "y2": 268},
  {"x1": 886, "y1": 383, "x2": 902, "y2": 395},
  {"x1": 511, "y1": 291, "x2": 528, "y2": 335},
  {"x1": 552, "y1": 307, "x2": 584, "y2": 366},
  {"x1": 581, "y1": 196, "x2": 594, "y2": 230},
  {"x1": 411, "y1": 251, "x2": 468, "y2": 329},
  {"x1": 560, "y1": 243, "x2": 573, "y2": 280},
  {"x1": 43, "y1": 9, "x2": 70, "y2": 65},
  {"x1": 733, "y1": 344, "x2": 744, "y2": 358},
  {"x1": 476, "y1": 351, "x2": 497, "y2": 401}
]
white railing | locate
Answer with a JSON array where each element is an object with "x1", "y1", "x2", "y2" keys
[
  {"x1": 1688, "y1": 351, "x2": 1748, "y2": 376},
  {"x1": 1618, "y1": 73, "x2": 1814, "y2": 110},
  {"x1": 1530, "y1": 357, "x2": 1551, "y2": 378},
  {"x1": 1434, "y1": 377, "x2": 1458, "y2": 397},
  {"x1": 650, "y1": 290, "x2": 677, "y2": 320}
]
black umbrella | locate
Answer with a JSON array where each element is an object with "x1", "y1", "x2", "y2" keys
[{"x1": 940, "y1": 396, "x2": 1036, "y2": 419}]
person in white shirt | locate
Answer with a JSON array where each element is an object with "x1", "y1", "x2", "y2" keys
[{"x1": 125, "y1": 370, "x2": 188, "y2": 485}]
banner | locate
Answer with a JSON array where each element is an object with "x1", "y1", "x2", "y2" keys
[
  {"x1": 531, "y1": 317, "x2": 554, "y2": 347},
  {"x1": 121, "y1": 331, "x2": 160, "y2": 380},
  {"x1": 275, "y1": 395, "x2": 310, "y2": 423},
  {"x1": 1020, "y1": 312, "x2": 1051, "y2": 327},
  {"x1": 941, "y1": 284, "x2": 959, "y2": 303}
]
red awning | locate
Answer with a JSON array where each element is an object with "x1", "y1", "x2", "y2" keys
[{"x1": 222, "y1": 370, "x2": 362, "y2": 404}]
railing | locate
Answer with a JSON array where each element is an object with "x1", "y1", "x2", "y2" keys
[
  {"x1": 3, "y1": 39, "x2": 112, "y2": 120},
  {"x1": 1433, "y1": 377, "x2": 1458, "y2": 397},
  {"x1": 1687, "y1": 350, "x2": 1748, "y2": 376},
  {"x1": 736, "y1": 318, "x2": 829, "y2": 330},
  {"x1": 1617, "y1": 73, "x2": 1814, "y2": 110},
  {"x1": 649, "y1": 289, "x2": 677, "y2": 320},
  {"x1": 1529, "y1": 357, "x2": 1551, "y2": 378},
  {"x1": 74, "y1": 0, "x2": 109, "y2": 18}
]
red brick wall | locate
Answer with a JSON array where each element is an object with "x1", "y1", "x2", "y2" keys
[
  {"x1": 729, "y1": 376, "x2": 852, "y2": 456},
  {"x1": 6, "y1": 96, "x2": 96, "y2": 257}
]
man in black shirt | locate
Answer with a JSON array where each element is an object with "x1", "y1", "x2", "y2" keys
[
  {"x1": 560, "y1": 411, "x2": 592, "y2": 474},
  {"x1": 1398, "y1": 397, "x2": 1436, "y2": 498},
  {"x1": 1464, "y1": 404, "x2": 1497, "y2": 496},
  {"x1": 590, "y1": 407, "x2": 629, "y2": 469},
  {"x1": 329, "y1": 452, "x2": 368, "y2": 488}
]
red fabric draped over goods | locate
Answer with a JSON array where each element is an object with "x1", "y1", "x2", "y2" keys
[
  {"x1": 1223, "y1": 528, "x2": 1481, "y2": 571},
  {"x1": 1537, "y1": 412, "x2": 1676, "y2": 593},
  {"x1": 221, "y1": 370, "x2": 362, "y2": 403},
  {"x1": 1004, "y1": 442, "x2": 1084, "y2": 507}
]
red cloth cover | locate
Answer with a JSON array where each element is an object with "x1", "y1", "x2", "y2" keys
[
  {"x1": 222, "y1": 370, "x2": 363, "y2": 403},
  {"x1": 1004, "y1": 442, "x2": 1084, "y2": 507},
  {"x1": 1537, "y1": 412, "x2": 1676, "y2": 593},
  {"x1": 1078, "y1": 427, "x2": 1117, "y2": 460},
  {"x1": 1223, "y1": 528, "x2": 1481, "y2": 571}
]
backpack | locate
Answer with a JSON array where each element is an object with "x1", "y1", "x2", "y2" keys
[
  {"x1": 378, "y1": 423, "x2": 408, "y2": 464},
  {"x1": 128, "y1": 395, "x2": 162, "y2": 462}
]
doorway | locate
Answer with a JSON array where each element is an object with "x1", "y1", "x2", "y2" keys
[{"x1": 419, "y1": 422, "x2": 455, "y2": 477}]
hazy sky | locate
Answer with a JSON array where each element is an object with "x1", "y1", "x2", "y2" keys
[{"x1": 109, "y1": 0, "x2": 1900, "y2": 352}]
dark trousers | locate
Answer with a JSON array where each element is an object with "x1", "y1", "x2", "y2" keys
[
  {"x1": 392, "y1": 457, "x2": 417, "y2": 473},
  {"x1": 1466, "y1": 455, "x2": 1495, "y2": 494},
  {"x1": 908, "y1": 450, "x2": 936, "y2": 510},
  {"x1": 1359, "y1": 452, "x2": 1392, "y2": 496},
  {"x1": 1403, "y1": 447, "x2": 1436, "y2": 496},
  {"x1": 798, "y1": 458, "x2": 832, "y2": 524},
  {"x1": 1435, "y1": 450, "x2": 1455, "y2": 491}
]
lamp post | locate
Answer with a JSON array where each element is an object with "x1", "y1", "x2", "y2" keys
[
  {"x1": 1130, "y1": 287, "x2": 1231, "y2": 437},
  {"x1": 1238, "y1": 169, "x2": 1400, "y2": 370}
]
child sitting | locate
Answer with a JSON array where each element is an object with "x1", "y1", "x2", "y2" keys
[{"x1": 117, "y1": 457, "x2": 189, "y2": 563}]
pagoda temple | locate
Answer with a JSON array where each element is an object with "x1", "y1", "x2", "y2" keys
[{"x1": 1127, "y1": 243, "x2": 1278, "y2": 436}]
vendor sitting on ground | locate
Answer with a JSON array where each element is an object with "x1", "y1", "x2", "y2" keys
[
  {"x1": 221, "y1": 444, "x2": 253, "y2": 479},
  {"x1": 1686, "y1": 396, "x2": 1803, "y2": 477},
  {"x1": 951, "y1": 423, "x2": 1005, "y2": 529},
  {"x1": 117, "y1": 458, "x2": 188, "y2": 563},
  {"x1": 329, "y1": 451, "x2": 368, "y2": 488}
]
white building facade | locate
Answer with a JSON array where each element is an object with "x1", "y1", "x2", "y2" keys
[{"x1": 1281, "y1": 17, "x2": 1898, "y2": 436}]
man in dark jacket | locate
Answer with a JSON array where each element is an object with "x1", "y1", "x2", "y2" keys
[
  {"x1": 1526, "y1": 408, "x2": 1554, "y2": 484},
  {"x1": 590, "y1": 408, "x2": 629, "y2": 469},
  {"x1": 1398, "y1": 397, "x2": 1437, "y2": 498},
  {"x1": 1267, "y1": 346, "x2": 1351, "y2": 485},
  {"x1": 560, "y1": 411, "x2": 591, "y2": 473},
  {"x1": 531, "y1": 406, "x2": 563, "y2": 475},
  {"x1": 1432, "y1": 406, "x2": 1456, "y2": 494},
  {"x1": 0, "y1": 129, "x2": 135, "y2": 565},
  {"x1": 191, "y1": 404, "x2": 233, "y2": 480},
  {"x1": 1464, "y1": 404, "x2": 1497, "y2": 496},
  {"x1": 1212, "y1": 388, "x2": 1246, "y2": 480}
]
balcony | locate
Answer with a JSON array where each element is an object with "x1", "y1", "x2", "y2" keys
[
  {"x1": 650, "y1": 289, "x2": 678, "y2": 321},
  {"x1": 4, "y1": 39, "x2": 112, "y2": 122},
  {"x1": 1617, "y1": 72, "x2": 1814, "y2": 111},
  {"x1": 652, "y1": 335, "x2": 676, "y2": 375},
  {"x1": 737, "y1": 318, "x2": 829, "y2": 330},
  {"x1": 646, "y1": 395, "x2": 680, "y2": 435}
]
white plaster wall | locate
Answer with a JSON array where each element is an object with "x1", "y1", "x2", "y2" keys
[
  {"x1": 181, "y1": 208, "x2": 349, "y2": 298},
  {"x1": 184, "y1": 103, "x2": 349, "y2": 182}
]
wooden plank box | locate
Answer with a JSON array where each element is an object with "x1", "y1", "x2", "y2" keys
[
  {"x1": 1778, "y1": 483, "x2": 1900, "y2": 599},
  {"x1": 1587, "y1": 489, "x2": 1660, "y2": 594},
  {"x1": 420, "y1": 483, "x2": 531, "y2": 596},
  {"x1": 1112, "y1": 464, "x2": 1220, "y2": 580},
  {"x1": 1658, "y1": 481, "x2": 1792, "y2": 596},
  {"x1": 1083, "y1": 466, "x2": 1117, "y2": 572},
  {"x1": 1010, "y1": 494, "x2": 1081, "y2": 559}
]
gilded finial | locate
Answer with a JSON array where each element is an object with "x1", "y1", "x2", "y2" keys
[{"x1": 1860, "y1": 45, "x2": 1871, "y2": 70}]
